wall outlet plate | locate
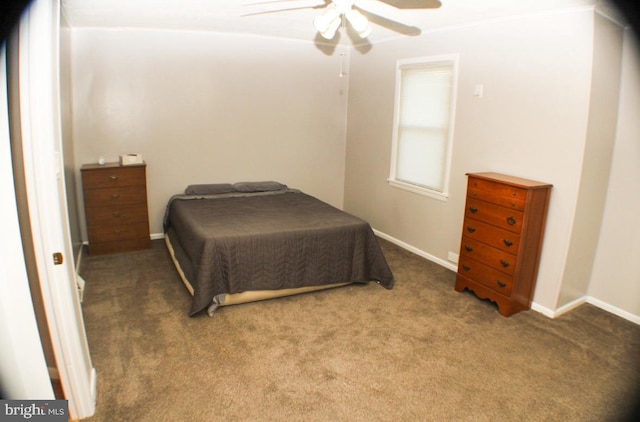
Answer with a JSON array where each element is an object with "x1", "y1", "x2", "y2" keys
[{"x1": 447, "y1": 251, "x2": 459, "y2": 264}]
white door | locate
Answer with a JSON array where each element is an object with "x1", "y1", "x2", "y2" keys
[
  {"x1": 0, "y1": 39, "x2": 54, "y2": 403},
  {"x1": 17, "y1": 0, "x2": 96, "y2": 418}
]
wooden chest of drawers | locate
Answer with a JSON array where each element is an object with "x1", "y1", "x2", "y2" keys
[
  {"x1": 454, "y1": 172, "x2": 552, "y2": 316},
  {"x1": 81, "y1": 162, "x2": 151, "y2": 255}
]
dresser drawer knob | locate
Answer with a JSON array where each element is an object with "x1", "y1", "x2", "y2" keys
[
  {"x1": 112, "y1": 212, "x2": 121, "y2": 218},
  {"x1": 503, "y1": 239, "x2": 513, "y2": 247},
  {"x1": 506, "y1": 216, "x2": 516, "y2": 225},
  {"x1": 462, "y1": 265, "x2": 471, "y2": 271},
  {"x1": 111, "y1": 194, "x2": 120, "y2": 199},
  {"x1": 109, "y1": 175, "x2": 119, "y2": 182},
  {"x1": 500, "y1": 259, "x2": 510, "y2": 268},
  {"x1": 469, "y1": 207, "x2": 478, "y2": 214},
  {"x1": 496, "y1": 280, "x2": 506, "y2": 288},
  {"x1": 464, "y1": 245, "x2": 473, "y2": 252},
  {"x1": 467, "y1": 226, "x2": 476, "y2": 233}
]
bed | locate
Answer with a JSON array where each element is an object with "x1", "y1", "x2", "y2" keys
[{"x1": 163, "y1": 181, "x2": 394, "y2": 316}]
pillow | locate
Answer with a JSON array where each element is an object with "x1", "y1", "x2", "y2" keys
[
  {"x1": 184, "y1": 183, "x2": 234, "y2": 195},
  {"x1": 233, "y1": 181, "x2": 288, "y2": 192}
]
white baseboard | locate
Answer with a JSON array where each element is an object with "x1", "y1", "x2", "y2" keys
[
  {"x1": 586, "y1": 297, "x2": 640, "y2": 325},
  {"x1": 533, "y1": 297, "x2": 587, "y2": 319},
  {"x1": 372, "y1": 229, "x2": 640, "y2": 325},
  {"x1": 533, "y1": 296, "x2": 639, "y2": 324},
  {"x1": 372, "y1": 229, "x2": 458, "y2": 273},
  {"x1": 151, "y1": 233, "x2": 165, "y2": 240}
]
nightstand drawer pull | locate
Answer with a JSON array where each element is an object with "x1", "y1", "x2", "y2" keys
[
  {"x1": 496, "y1": 280, "x2": 506, "y2": 288},
  {"x1": 112, "y1": 212, "x2": 121, "y2": 218},
  {"x1": 111, "y1": 194, "x2": 120, "y2": 199},
  {"x1": 503, "y1": 239, "x2": 513, "y2": 247},
  {"x1": 469, "y1": 207, "x2": 478, "y2": 214},
  {"x1": 109, "y1": 175, "x2": 119, "y2": 182},
  {"x1": 462, "y1": 264, "x2": 471, "y2": 271},
  {"x1": 467, "y1": 226, "x2": 476, "y2": 233},
  {"x1": 506, "y1": 216, "x2": 516, "y2": 225},
  {"x1": 500, "y1": 260, "x2": 510, "y2": 268},
  {"x1": 464, "y1": 245, "x2": 473, "y2": 252}
]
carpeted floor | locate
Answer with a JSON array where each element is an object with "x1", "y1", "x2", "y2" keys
[{"x1": 79, "y1": 239, "x2": 640, "y2": 421}]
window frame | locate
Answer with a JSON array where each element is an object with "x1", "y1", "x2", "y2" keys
[{"x1": 388, "y1": 54, "x2": 459, "y2": 201}]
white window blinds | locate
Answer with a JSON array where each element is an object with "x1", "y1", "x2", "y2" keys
[{"x1": 390, "y1": 57, "x2": 457, "y2": 198}]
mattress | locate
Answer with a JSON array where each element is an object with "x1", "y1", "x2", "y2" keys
[{"x1": 163, "y1": 189, "x2": 394, "y2": 316}]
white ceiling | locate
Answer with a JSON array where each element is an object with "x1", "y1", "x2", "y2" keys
[{"x1": 61, "y1": 0, "x2": 622, "y2": 47}]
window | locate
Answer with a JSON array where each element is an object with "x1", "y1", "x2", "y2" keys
[{"x1": 389, "y1": 55, "x2": 458, "y2": 200}]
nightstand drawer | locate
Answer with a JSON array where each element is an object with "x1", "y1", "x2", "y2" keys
[
  {"x1": 85, "y1": 204, "x2": 149, "y2": 226},
  {"x1": 459, "y1": 236, "x2": 516, "y2": 276},
  {"x1": 87, "y1": 221, "x2": 150, "y2": 243},
  {"x1": 82, "y1": 165, "x2": 146, "y2": 189},
  {"x1": 83, "y1": 186, "x2": 147, "y2": 207}
]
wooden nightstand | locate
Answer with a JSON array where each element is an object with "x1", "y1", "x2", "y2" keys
[
  {"x1": 454, "y1": 172, "x2": 552, "y2": 316},
  {"x1": 81, "y1": 162, "x2": 151, "y2": 255}
]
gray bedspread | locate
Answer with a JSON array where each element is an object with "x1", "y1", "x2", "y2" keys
[{"x1": 164, "y1": 190, "x2": 394, "y2": 316}]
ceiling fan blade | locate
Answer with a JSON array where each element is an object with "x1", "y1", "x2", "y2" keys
[
  {"x1": 241, "y1": 5, "x2": 323, "y2": 17},
  {"x1": 243, "y1": 0, "x2": 325, "y2": 6},
  {"x1": 241, "y1": 0, "x2": 327, "y2": 17},
  {"x1": 359, "y1": 10, "x2": 421, "y2": 36},
  {"x1": 377, "y1": 0, "x2": 441, "y2": 9},
  {"x1": 353, "y1": 0, "x2": 416, "y2": 27}
]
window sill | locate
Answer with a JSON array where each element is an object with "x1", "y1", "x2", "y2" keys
[{"x1": 387, "y1": 179, "x2": 448, "y2": 202}]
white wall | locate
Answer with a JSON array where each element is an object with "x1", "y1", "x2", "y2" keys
[
  {"x1": 59, "y1": 11, "x2": 82, "y2": 257},
  {"x1": 588, "y1": 29, "x2": 640, "y2": 319},
  {"x1": 344, "y1": 8, "x2": 622, "y2": 315},
  {"x1": 345, "y1": 9, "x2": 640, "y2": 315},
  {"x1": 70, "y1": 29, "x2": 350, "y2": 237},
  {"x1": 65, "y1": 8, "x2": 638, "y2": 321},
  {"x1": 558, "y1": 11, "x2": 623, "y2": 307}
]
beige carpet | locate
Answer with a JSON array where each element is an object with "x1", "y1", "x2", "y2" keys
[{"x1": 79, "y1": 239, "x2": 639, "y2": 421}]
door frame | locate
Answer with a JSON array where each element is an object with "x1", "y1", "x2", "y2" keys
[{"x1": 16, "y1": 0, "x2": 95, "y2": 418}]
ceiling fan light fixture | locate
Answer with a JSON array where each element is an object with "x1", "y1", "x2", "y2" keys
[
  {"x1": 313, "y1": 8, "x2": 341, "y2": 33},
  {"x1": 319, "y1": 16, "x2": 342, "y2": 39},
  {"x1": 345, "y1": 9, "x2": 371, "y2": 38}
]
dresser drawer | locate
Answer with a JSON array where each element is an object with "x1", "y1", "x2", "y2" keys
[
  {"x1": 465, "y1": 197, "x2": 523, "y2": 233},
  {"x1": 468, "y1": 187, "x2": 526, "y2": 211},
  {"x1": 85, "y1": 204, "x2": 149, "y2": 227},
  {"x1": 83, "y1": 186, "x2": 147, "y2": 207},
  {"x1": 459, "y1": 236, "x2": 516, "y2": 276},
  {"x1": 87, "y1": 221, "x2": 150, "y2": 243},
  {"x1": 462, "y1": 217, "x2": 520, "y2": 253},
  {"x1": 458, "y1": 256, "x2": 513, "y2": 296},
  {"x1": 468, "y1": 177, "x2": 527, "y2": 202},
  {"x1": 82, "y1": 165, "x2": 146, "y2": 189}
]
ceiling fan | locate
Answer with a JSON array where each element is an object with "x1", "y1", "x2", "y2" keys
[{"x1": 243, "y1": 0, "x2": 441, "y2": 40}]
